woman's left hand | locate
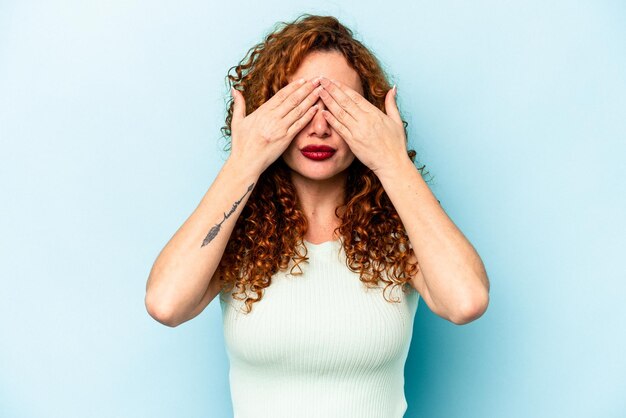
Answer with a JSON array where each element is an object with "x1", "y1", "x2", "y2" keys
[{"x1": 317, "y1": 77, "x2": 409, "y2": 174}]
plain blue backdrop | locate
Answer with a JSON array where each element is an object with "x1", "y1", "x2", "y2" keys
[{"x1": 1, "y1": 1, "x2": 624, "y2": 417}]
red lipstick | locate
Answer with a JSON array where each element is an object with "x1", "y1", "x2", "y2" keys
[{"x1": 300, "y1": 145, "x2": 336, "y2": 161}]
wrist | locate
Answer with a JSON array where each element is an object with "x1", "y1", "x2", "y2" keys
[
  {"x1": 223, "y1": 157, "x2": 262, "y2": 182},
  {"x1": 373, "y1": 156, "x2": 416, "y2": 183}
]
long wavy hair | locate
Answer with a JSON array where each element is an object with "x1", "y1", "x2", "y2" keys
[{"x1": 217, "y1": 13, "x2": 432, "y2": 314}]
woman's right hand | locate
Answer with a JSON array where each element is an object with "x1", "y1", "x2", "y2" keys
[{"x1": 229, "y1": 77, "x2": 323, "y2": 175}]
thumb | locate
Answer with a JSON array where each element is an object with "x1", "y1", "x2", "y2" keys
[
  {"x1": 384, "y1": 85, "x2": 402, "y2": 125},
  {"x1": 231, "y1": 87, "x2": 246, "y2": 125}
]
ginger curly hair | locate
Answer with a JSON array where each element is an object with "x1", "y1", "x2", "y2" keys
[{"x1": 216, "y1": 13, "x2": 432, "y2": 314}]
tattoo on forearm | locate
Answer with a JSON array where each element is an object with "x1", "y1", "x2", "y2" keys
[{"x1": 201, "y1": 183, "x2": 255, "y2": 247}]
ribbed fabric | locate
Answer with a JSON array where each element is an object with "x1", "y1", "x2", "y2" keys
[{"x1": 219, "y1": 237, "x2": 420, "y2": 418}]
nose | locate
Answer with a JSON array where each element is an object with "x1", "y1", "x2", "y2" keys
[{"x1": 308, "y1": 97, "x2": 332, "y2": 137}]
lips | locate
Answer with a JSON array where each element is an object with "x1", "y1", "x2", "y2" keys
[
  {"x1": 300, "y1": 144, "x2": 336, "y2": 161},
  {"x1": 301, "y1": 145, "x2": 336, "y2": 152}
]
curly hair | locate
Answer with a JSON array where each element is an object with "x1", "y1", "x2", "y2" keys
[{"x1": 216, "y1": 13, "x2": 432, "y2": 314}]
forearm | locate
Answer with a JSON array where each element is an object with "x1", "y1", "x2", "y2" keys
[
  {"x1": 375, "y1": 158, "x2": 489, "y2": 319},
  {"x1": 145, "y1": 158, "x2": 259, "y2": 325}
]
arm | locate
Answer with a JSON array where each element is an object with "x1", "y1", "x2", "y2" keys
[
  {"x1": 145, "y1": 159, "x2": 259, "y2": 327},
  {"x1": 375, "y1": 158, "x2": 490, "y2": 325},
  {"x1": 314, "y1": 77, "x2": 489, "y2": 325},
  {"x1": 145, "y1": 77, "x2": 323, "y2": 327}
]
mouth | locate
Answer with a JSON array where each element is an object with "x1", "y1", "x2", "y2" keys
[{"x1": 300, "y1": 145, "x2": 336, "y2": 161}]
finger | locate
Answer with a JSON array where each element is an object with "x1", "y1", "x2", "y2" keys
[
  {"x1": 320, "y1": 109, "x2": 353, "y2": 142},
  {"x1": 285, "y1": 104, "x2": 320, "y2": 138},
  {"x1": 324, "y1": 77, "x2": 376, "y2": 113},
  {"x1": 318, "y1": 84, "x2": 357, "y2": 129},
  {"x1": 283, "y1": 85, "x2": 323, "y2": 127},
  {"x1": 231, "y1": 87, "x2": 246, "y2": 126},
  {"x1": 265, "y1": 78, "x2": 308, "y2": 110},
  {"x1": 319, "y1": 77, "x2": 363, "y2": 120},
  {"x1": 384, "y1": 85, "x2": 402, "y2": 125},
  {"x1": 274, "y1": 77, "x2": 321, "y2": 117}
]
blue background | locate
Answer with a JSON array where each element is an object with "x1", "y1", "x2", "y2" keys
[{"x1": 1, "y1": 1, "x2": 624, "y2": 417}]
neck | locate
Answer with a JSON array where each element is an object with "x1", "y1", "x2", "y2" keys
[{"x1": 290, "y1": 170, "x2": 347, "y2": 239}]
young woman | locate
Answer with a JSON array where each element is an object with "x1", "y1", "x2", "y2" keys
[{"x1": 145, "y1": 14, "x2": 490, "y2": 418}]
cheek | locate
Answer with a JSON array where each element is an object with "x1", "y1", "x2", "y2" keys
[
  {"x1": 282, "y1": 136, "x2": 298, "y2": 152},
  {"x1": 343, "y1": 147, "x2": 356, "y2": 164},
  {"x1": 339, "y1": 140, "x2": 352, "y2": 154},
  {"x1": 280, "y1": 140, "x2": 299, "y2": 162}
]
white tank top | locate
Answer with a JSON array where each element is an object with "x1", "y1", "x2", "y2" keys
[{"x1": 219, "y1": 237, "x2": 420, "y2": 418}]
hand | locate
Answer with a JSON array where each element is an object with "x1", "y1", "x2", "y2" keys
[
  {"x1": 229, "y1": 77, "x2": 323, "y2": 176},
  {"x1": 317, "y1": 77, "x2": 408, "y2": 174}
]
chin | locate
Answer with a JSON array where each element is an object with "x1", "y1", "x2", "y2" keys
[
  {"x1": 289, "y1": 165, "x2": 330, "y2": 179},
  {"x1": 292, "y1": 162, "x2": 354, "y2": 181}
]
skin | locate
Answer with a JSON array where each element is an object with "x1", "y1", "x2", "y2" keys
[
  {"x1": 280, "y1": 50, "x2": 362, "y2": 244},
  {"x1": 198, "y1": 50, "x2": 491, "y2": 325},
  {"x1": 145, "y1": 76, "x2": 324, "y2": 326},
  {"x1": 145, "y1": 49, "x2": 489, "y2": 327},
  {"x1": 310, "y1": 54, "x2": 490, "y2": 325},
  {"x1": 284, "y1": 50, "x2": 491, "y2": 325}
]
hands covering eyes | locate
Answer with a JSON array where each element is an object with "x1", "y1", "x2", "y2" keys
[
  {"x1": 315, "y1": 77, "x2": 408, "y2": 175},
  {"x1": 229, "y1": 76, "x2": 407, "y2": 176},
  {"x1": 229, "y1": 77, "x2": 323, "y2": 176}
]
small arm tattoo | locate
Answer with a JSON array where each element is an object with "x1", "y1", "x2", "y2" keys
[{"x1": 201, "y1": 183, "x2": 255, "y2": 247}]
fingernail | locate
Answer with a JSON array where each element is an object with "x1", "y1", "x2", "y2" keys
[{"x1": 393, "y1": 84, "x2": 397, "y2": 97}]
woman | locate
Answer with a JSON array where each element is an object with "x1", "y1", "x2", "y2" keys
[{"x1": 145, "y1": 14, "x2": 490, "y2": 418}]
